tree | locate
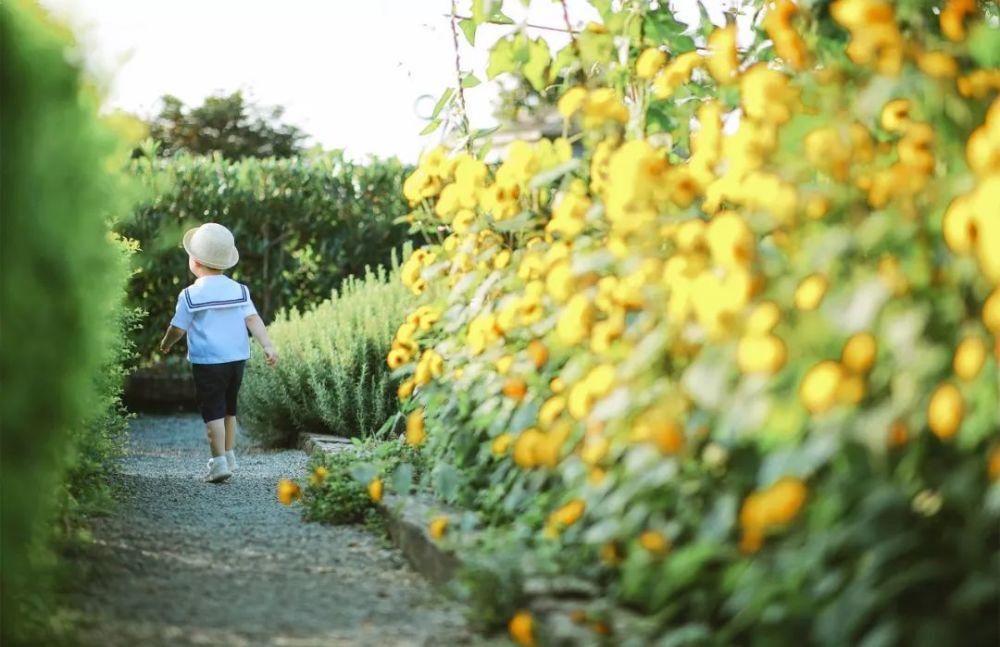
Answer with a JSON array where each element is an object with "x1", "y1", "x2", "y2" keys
[{"x1": 147, "y1": 91, "x2": 306, "y2": 160}]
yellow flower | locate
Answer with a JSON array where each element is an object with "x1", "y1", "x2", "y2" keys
[
  {"x1": 636, "y1": 47, "x2": 667, "y2": 79},
  {"x1": 706, "y1": 211, "x2": 754, "y2": 268},
  {"x1": 764, "y1": 0, "x2": 808, "y2": 70},
  {"x1": 880, "y1": 99, "x2": 911, "y2": 133},
  {"x1": 428, "y1": 516, "x2": 449, "y2": 540},
  {"x1": 805, "y1": 194, "x2": 830, "y2": 220},
  {"x1": 746, "y1": 302, "x2": 781, "y2": 334},
  {"x1": 582, "y1": 88, "x2": 629, "y2": 129},
  {"x1": 397, "y1": 378, "x2": 415, "y2": 401},
  {"x1": 918, "y1": 51, "x2": 958, "y2": 79},
  {"x1": 277, "y1": 479, "x2": 301, "y2": 505},
  {"x1": 837, "y1": 374, "x2": 866, "y2": 406},
  {"x1": 528, "y1": 340, "x2": 549, "y2": 369},
  {"x1": 556, "y1": 294, "x2": 593, "y2": 346},
  {"x1": 509, "y1": 611, "x2": 535, "y2": 646},
  {"x1": 503, "y1": 377, "x2": 528, "y2": 402},
  {"x1": 707, "y1": 24, "x2": 739, "y2": 85},
  {"x1": 539, "y1": 396, "x2": 565, "y2": 428},
  {"x1": 309, "y1": 466, "x2": 329, "y2": 487},
  {"x1": 558, "y1": 86, "x2": 588, "y2": 119},
  {"x1": 600, "y1": 542, "x2": 621, "y2": 565},
  {"x1": 495, "y1": 355, "x2": 515, "y2": 376},
  {"x1": 406, "y1": 409, "x2": 426, "y2": 446},
  {"x1": 737, "y1": 334, "x2": 788, "y2": 375},
  {"x1": 794, "y1": 273, "x2": 828, "y2": 311},
  {"x1": 940, "y1": 0, "x2": 976, "y2": 41},
  {"x1": 386, "y1": 348, "x2": 411, "y2": 370},
  {"x1": 741, "y1": 64, "x2": 797, "y2": 125},
  {"x1": 581, "y1": 435, "x2": 610, "y2": 465},
  {"x1": 841, "y1": 333, "x2": 877, "y2": 374},
  {"x1": 638, "y1": 530, "x2": 670, "y2": 556},
  {"x1": 513, "y1": 428, "x2": 544, "y2": 468},
  {"x1": 952, "y1": 335, "x2": 987, "y2": 382},
  {"x1": 492, "y1": 433, "x2": 513, "y2": 456},
  {"x1": 928, "y1": 383, "x2": 964, "y2": 440},
  {"x1": 799, "y1": 360, "x2": 844, "y2": 414},
  {"x1": 550, "y1": 377, "x2": 565, "y2": 394},
  {"x1": 368, "y1": 478, "x2": 384, "y2": 503},
  {"x1": 739, "y1": 477, "x2": 808, "y2": 551},
  {"x1": 549, "y1": 499, "x2": 586, "y2": 529},
  {"x1": 653, "y1": 51, "x2": 701, "y2": 99}
]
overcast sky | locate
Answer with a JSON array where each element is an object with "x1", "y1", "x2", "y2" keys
[{"x1": 41, "y1": 0, "x2": 738, "y2": 163}]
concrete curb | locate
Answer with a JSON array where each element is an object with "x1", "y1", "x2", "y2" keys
[{"x1": 299, "y1": 433, "x2": 354, "y2": 456}]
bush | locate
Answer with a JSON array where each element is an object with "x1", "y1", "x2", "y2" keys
[
  {"x1": 298, "y1": 440, "x2": 424, "y2": 525},
  {"x1": 239, "y1": 260, "x2": 411, "y2": 447},
  {"x1": 0, "y1": 2, "x2": 138, "y2": 641},
  {"x1": 389, "y1": 1, "x2": 1000, "y2": 644},
  {"x1": 119, "y1": 150, "x2": 415, "y2": 361}
]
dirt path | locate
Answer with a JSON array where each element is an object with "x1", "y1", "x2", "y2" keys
[{"x1": 69, "y1": 414, "x2": 473, "y2": 646}]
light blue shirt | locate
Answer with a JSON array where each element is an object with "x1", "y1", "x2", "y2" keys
[{"x1": 170, "y1": 275, "x2": 258, "y2": 364}]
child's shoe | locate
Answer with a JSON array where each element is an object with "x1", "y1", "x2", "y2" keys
[
  {"x1": 205, "y1": 457, "x2": 232, "y2": 483},
  {"x1": 209, "y1": 451, "x2": 238, "y2": 473}
]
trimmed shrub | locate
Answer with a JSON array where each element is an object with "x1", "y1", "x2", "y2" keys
[
  {"x1": 239, "y1": 260, "x2": 410, "y2": 447},
  {"x1": 385, "y1": 1, "x2": 1000, "y2": 644},
  {"x1": 119, "y1": 151, "x2": 415, "y2": 361},
  {"x1": 0, "y1": 2, "x2": 138, "y2": 641}
]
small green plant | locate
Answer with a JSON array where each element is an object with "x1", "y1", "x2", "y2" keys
[
  {"x1": 300, "y1": 439, "x2": 426, "y2": 525},
  {"x1": 239, "y1": 261, "x2": 411, "y2": 447}
]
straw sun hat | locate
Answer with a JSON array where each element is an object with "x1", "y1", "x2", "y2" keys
[{"x1": 183, "y1": 223, "x2": 239, "y2": 270}]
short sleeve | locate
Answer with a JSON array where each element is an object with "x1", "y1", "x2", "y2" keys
[
  {"x1": 241, "y1": 288, "x2": 258, "y2": 318},
  {"x1": 170, "y1": 290, "x2": 193, "y2": 330}
]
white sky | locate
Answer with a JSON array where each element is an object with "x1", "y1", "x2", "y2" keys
[{"x1": 41, "y1": 0, "x2": 736, "y2": 163}]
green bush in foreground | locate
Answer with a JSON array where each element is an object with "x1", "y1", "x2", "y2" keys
[
  {"x1": 120, "y1": 150, "x2": 416, "y2": 361},
  {"x1": 240, "y1": 260, "x2": 410, "y2": 447},
  {"x1": 0, "y1": 1, "x2": 137, "y2": 641}
]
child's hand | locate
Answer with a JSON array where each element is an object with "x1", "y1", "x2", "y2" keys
[
  {"x1": 264, "y1": 345, "x2": 279, "y2": 367},
  {"x1": 159, "y1": 341, "x2": 171, "y2": 354}
]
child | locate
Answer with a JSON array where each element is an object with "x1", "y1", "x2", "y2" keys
[{"x1": 159, "y1": 223, "x2": 278, "y2": 483}]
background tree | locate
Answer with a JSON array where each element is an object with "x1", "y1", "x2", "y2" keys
[{"x1": 147, "y1": 90, "x2": 307, "y2": 159}]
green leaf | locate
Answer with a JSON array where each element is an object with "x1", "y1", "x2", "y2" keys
[
  {"x1": 549, "y1": 44, "x2": 576, "y2": 82},
  {"x1": 461, "y1": 73, "x2": 482, "y2": 89},
  {"x1": 969, "y1": 22, "x2": 1000, "y2": 68},
  {"x1": 349, "y1": 461, "x2": 377, "y2": 485},
  {"x1": 487, "y1": 36, "x2": 519, "y2": 79},
  {"x1": 528, "y1": 159, "x2": 580, "y2": 190},
  {"x1": 420, "y1": 119, "x2": 442, "y2": 136},
  {"x1": 432, "y1": 462, "x2": 461, "y2": 502},
  {"x1": 472, "y1": 0, "x2": 491, "y2": 24},
  {"x1": 459, "y1": 18, "x2": 478, "y2": 46},
  {"x1": 431, "y1": 87, "x2": 454, "y2": 120},
  {"x1": 491, "y1": 211, "x2": 536, "y2": 233},
  {"x1": 391, "y1": 462, "x2": 413, "y2": 495},
  {"x1": 523, "y1": 36, "x2": 552, "y2": 92}
]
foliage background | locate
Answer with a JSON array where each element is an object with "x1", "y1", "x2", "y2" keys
[
  {"x1": 119, "y1": 151, "x2": 415, "y2": 361},
  {"x1": 0, "y1": 1, "x2": 140, "y2": 640}
]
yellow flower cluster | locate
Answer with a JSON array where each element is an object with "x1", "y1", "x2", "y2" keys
[{"x1": 388, "y1": 1, "x2": 999, "y2": 566}]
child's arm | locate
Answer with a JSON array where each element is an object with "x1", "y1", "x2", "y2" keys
[
  {"x1": 159, "y1": 325, "x2": 186, "y2": 355},
  {"x1": 245, "y1": 314, "x2": 279, "y2": 367}
]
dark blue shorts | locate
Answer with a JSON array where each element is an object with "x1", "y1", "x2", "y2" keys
[{"x1": 191, "y1": 360, "x2": 246, "y2": 422}]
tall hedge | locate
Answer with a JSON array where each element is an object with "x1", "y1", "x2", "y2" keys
[
  {"x1": 0, "y1": 1, "x2": 137, "y2": 641},
  {"x1": 120, "y1": 151, "x2": 415, "y2": 359}
]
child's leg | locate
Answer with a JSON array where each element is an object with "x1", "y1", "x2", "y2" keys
[
  {"x1": 205, "y1": 418, "x2": 226, "y2": 457},
  {"x1": 224, "y1": 415, "x2": 237, "y2": 451}
]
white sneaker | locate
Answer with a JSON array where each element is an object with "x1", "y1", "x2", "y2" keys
[
  {"x1": 205, "y1": 457, "x2": 232, "y2": 483},
  {"x1": 225, "y1": 450, "x2": 237, "y2": 471}
]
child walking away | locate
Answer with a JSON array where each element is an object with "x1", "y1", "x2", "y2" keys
[{"x1": 159, "y1": 223, "x2": 278, "y2": 483}]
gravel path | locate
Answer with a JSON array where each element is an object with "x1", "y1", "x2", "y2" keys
[{"x1": 70, "y1": 414, "x2": 473, "y2": 646}]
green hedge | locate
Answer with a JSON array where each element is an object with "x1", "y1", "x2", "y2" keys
[
  {"x1": 239, "y1": 260, "x2": 410, "y2": 447},
  {"x1": 0, "y1": 2, "x2": 138, "y2": 641},
  {"x1": 119, "y1": 151, "x2": 415, "y2": 361}
]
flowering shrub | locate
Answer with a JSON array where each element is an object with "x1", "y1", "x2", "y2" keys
[
  {"x1": 240, "y1": 262, "x2": 411, "y2": 446},
  {"x1": 390, "y1": 0, "x2": 1000, "y2": 643}
]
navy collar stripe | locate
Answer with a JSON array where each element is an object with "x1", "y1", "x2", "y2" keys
[{"x1": 185, "y1": 284, "x2": 249, "y2": 308}]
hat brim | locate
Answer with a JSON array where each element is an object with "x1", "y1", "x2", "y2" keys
[{"x1": 182, "y1": 227, "x2": 239, "y2": 270}]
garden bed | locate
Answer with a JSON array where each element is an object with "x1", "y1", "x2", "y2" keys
[{"x1": 123, "y1": 364, "x2": 197, "y2": 412}]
